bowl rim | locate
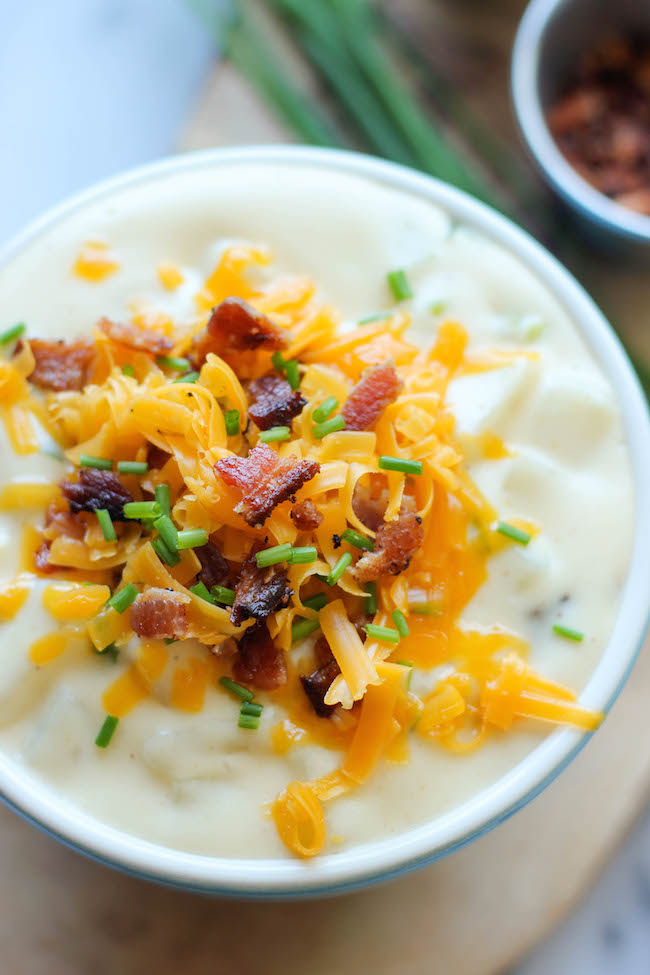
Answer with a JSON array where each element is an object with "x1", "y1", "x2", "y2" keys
[
  {"x1": 1, "y1": 144, "x2": 649, "y2": 897},
  {"x1": 511, "y1": 0, "x2": 650, "y2": 243}
]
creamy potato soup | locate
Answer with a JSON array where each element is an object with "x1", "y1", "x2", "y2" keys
[{"x1": 0, "y1": 163, "x2": 634, "y2": 859}]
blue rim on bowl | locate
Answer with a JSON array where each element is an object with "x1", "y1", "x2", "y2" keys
[{"x1": 1, "y1": 146, "x2": 649, "y2": 897}]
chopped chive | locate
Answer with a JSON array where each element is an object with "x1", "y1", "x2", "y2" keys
[
  {"x1": 391, "y1": 609, "x2": 410, "y2": 637},
  {"x1": 365, "y1": 623, "x2": 401, "y2": 644},
  {"x1": 151, "y1": 536, "x2": 180, "y2": 567},
  {"x1": 94, "y1": 642, "x2": 119, "y2": 662},
  {"x1": 224, "y1": 409, "x2": 240, "y2": 436},
  {"x1": 219, "y1": 676, "x2": 254, "y2": 702},
  {"x1": 123, "y1": 501, "x2": 161, "y2": 520},
  {"x1": 365, "y1": 582, "x2": 378, "y2": 614},
  {"x1": 285, "y1": 359, "x2": 300, "y2": 390},
  {"x1": 0, "y1": 322, "x2": 26, "y2": 345},
  {"x1": 288, "y1": 546, "x2": 318, "y2": 564},
  {"x1": 378, "y1": 455, "x2": 423, "y2": 475},
  {"x1": 259, "y1": 425, "x2": 291, "y2": 443},
  {"x1": 238, "y1": 713, "x2": 260, "y2": 730},
  {"x1": 358, "y1": 311, "x2": 391, "y2": 325},
  {"x1": 409, "y1": 601, "x2": 438, "y2": 616},
  {"x1": 553, "y1": 623, "x2": 584, "y2": 642},
  {"x1": 241, "y1": 701, "x2": 263, "y2": 717},
  {"x1": 341, "y1": 528, "x2": 374, "y2": 552},
  {"x1": 387, "y1": 269, "x2": 413, "y2": 301},
  {"x1": 177, "y1": 528, "x2": 209, "y2": 550},
  {"x1": 157, "y1": 355, "x2": 191, "y2": 371},
  {"x1": 173, "y1": 370, "x2": 200, "y2": 384},
  {"x1": 496, "y1": 521, "x2": 532, "y2": 546},
  {"x1": 271, "y1": 351, "x2": 286, "y2": 373},
  {"x1": 96, "y1": 508, "x2": 116, "y2": 543},
  {"x1": 312, "y1": 396, "x2": 339, "y2": 423},
  {"x1": 256, "y1": 543, "x2": 292, "y2": 568},
  {"x1": 95, "y1": 714, "x2": 119, "y2": 748},
  {"x1": 117, "y1": 460, "x2": 148, "y2": 475},
  {"x1": 397, "y1": 659, "x2": 414, "y2": 689},
  {"x1": 154, "y1": 484, "x2": 171, "y2": 517},
  {"x1": 121, "y1": 364, "x2": 135, "y2": 378},
  {"x1": 303, "y1": 593, "x2": 328, "y2": 611},
  {"x1": 164, "y1": 638, "x2": 177, "y2": 645},
  {"x1": 80, "y1": 454, "x2": 113, "y2": 471},
  {"x1": 211, "y1": 585, "x2": 235, "y2": 606},
  {"x1": 430, "y1": 300, "x2": 447, "y2": 316},
  {"x1": 190, "y1": 581, "x2": 216, "y2": 605},
  {"x1": 154, "y1": 515, "x2": 178, "y2": 551},
  {"x1": 313, "y1": 415, "x2": 346, "y2": 439},
  {"x1": 291, "y1": 617, "x2": 321, "y2": 643},
  {"x1": 327, "y1": 552, "x2": 352, "y2": 586},
  {"x1": 107, "y1": 583, "x2": 138, "y2": 614}
]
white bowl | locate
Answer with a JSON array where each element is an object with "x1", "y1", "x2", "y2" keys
[{"x1": 1, "y1": 146, "x2": 649, "y2": 897}]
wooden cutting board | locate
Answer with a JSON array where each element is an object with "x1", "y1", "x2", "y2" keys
[{"x1": 3, "y1": 5, "x2": 650, "y2": 973}]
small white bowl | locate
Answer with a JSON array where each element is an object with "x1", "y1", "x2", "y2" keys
[{"x1": 1, "y1": 146, "x2": 649, "y2": 897}]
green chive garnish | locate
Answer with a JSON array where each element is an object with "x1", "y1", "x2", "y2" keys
[
  {"x1": 211, "y1": 585, "x2": 235, "y2": 606},
  {"x1": 365, "y1": 582, "x2": 378, "y2": 614},
  {"x1": 341, "y1": 528, "x2": 374, "y2": 551},
  {"x1": 259, "y1": 426, "x2": 291, "y2": 443},
  {"x1": 358, "y1": 312, "x2": 391, "y2": 325},
  {"x1": 241, "y1": 701, "x2": 263, "y2": 717},
  {"x1": 397, "y1": 659, "x2": 414, "y2": 689},
  {"x1": 107, "y1": 584, "x2": 138, "y2": 614},
  {"x1": 123, "y1": 501, "x2": 161, "y2": 520},
  {"x1": 224, "y1": 409, "x2": 240, "y2": 436},
  {"x1": 190, "y1": 581, "x2": 216, "y2": 605},
  {"x1": 391, "y1": 609, "x2": 410, "y2": 637},
  {"x1": 238, "y1": 713, "x2": 260, "y2": 730},
  {"x1": 288, "y1": 546, "x2": 318, "y2": 564},
  {"x1": 285, "y1": 359, "x2": 300, "y2": 390},
  {"x1": 291, "y1": 617, "x2": 321, "y2": 644},
  {"x1": 96, "y1": 508, "x2": 116, "y2": 543},
  {"x1": 117, "y1": 460, "x2": 148, "y2": 475},
  {"x1": 409, "y1": 602, "x2": 438, "y2": 616},
  {"x1": 387, "y1": 269, "x2": 413, "y2": 301},
  {"x1": 430, "y1": 300, "x2": 447, "y2": 316},
  {"x1": 173, "y1": 371, "x2": 200, "y2": 384},
  {"x1": 327, "y1": 552, "x2": 352, "y2": 586},
  {"x1": 271, "y1": 351, "x2": 286, "y2": 373},
  {"x1": 219, "y1": 676, "x2": 254, "y2": 702},
  {"x1": 313, "y1": 415, "x2": 346, "y2": 439},
  {"x1": 151, "y1": 536, "x2": 180, "y2": 567},
  {"x1": 496, "y1": 521, "x2": 532, "y2": 546},
  {"x1": 121, "y1": 364, "x2": 135, "y2": 378},
  {"x1": 365, "y1": 623, "x2": 400, "y2": 644},
  {"x1": 94, "y1": 643, "x2": 119, "y2": 661},
  {"x1": 256, "y1": 543, "x2": 292, "y2": 568},
  {"x1": 154, "y1": 515, "x2": 178, "y2": 551},
  {"x1": 378, "y1": 455, "x2": 423, "y2": 475},
  {"x1": 95, "y1": 714, "x2": 119, "y2": 748},
  {"x1": 177, "y1": 528, "x2": 209, "y2": 550},
  {"x1": 552, "y1": 623, "x2": 584, "y2": 642},
  {"x1": 80, "y1": 455, "x2": 113, "y2": 471},
  {"x1": 312, "y1": 396, "x2": 339, "y2": 424},
  {"x1": 154, "y1": 484, "x2": 171, "y2": 517},
  {"x1": 157, "y1": 355, "x2": 191, "y2": 371},
  {"x1": 303, "y1": 593, "x2": 328, "y2": 611},
  {"x1": 0, "y1": 322, "x2": 26, "y2": 345},
  {"x1": 164, "y1": 638, "x2": 177, "y2": 645}
]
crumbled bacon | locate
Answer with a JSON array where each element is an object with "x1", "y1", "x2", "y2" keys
[
  {"x1": 147, "y1": 443, "x2": 171, "y2": 469},
  {"x1": 130, "y1": 587, "x2": 188, "y2": 639},
  {"x1": 300, "y1": 637, "x2": 340, "y2": 717},
  {"x1": 61, "y1": 469, "x2": 133, "y2": 521},
  {"x1": 233, "y1": 622, "x2": 287, "y2": 690},
  {"x1": 195, "y1": 541, "x2": 229, "y2": 590},
  {"x1": 290, "y1": 499, "x2": 323, "y2": 531},
  {"x1": 42, "y1": 503, "x2": 87, "y2": 541},
  {"x1": 215, "y1": 443, "x2": 319, "y2": 527},
  {"x1": 341, "y1": 361, "x2": 403, "y2": 431},
  {"x1": 34, "y1": 541, "x2": 56, "y2": 573},
  {"x1": 231, "y1": 546, "x2": 293, "y2": 627},
  {"x1": 191, "y1": 297, "x2": 287, "y2": 365},
  {"x1": 98, "y1": 317, "x2": 172, "y2": 355},
  {"x1": 351, "y1": 482, "x2": 394, "y2": 532},
  {"x1": 26, "y1": 338, "x2": 95, "y2": 391},
  {"x1": 247, "y1": 374, "x2": 306, "y2": 430},
  {"x1": 354, "y1": 510, "x2": 424, "y2": 583}
]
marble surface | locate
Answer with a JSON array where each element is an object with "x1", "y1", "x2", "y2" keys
[{"x1": 1, "y1": 3, "x2": 649, "y2": 973}]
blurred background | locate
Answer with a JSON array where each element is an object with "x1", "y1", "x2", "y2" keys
[{"x1": 1, "y1": 1, "x2": 650, "y2": 973}]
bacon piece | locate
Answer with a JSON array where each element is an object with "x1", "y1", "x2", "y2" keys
[
  {"x1": 192, "y1": 297, "x2": 287, "y2": 366},
  {"x1": 290, "y1": 499, "x2": 323, "y2": 531},
  {"x1": 354, "y1": 510, "x2": 424, "y2": 583},
  {"x1": 247, "y1": 375, "x2": 306, "y2": 430},
  {"x1": 233, "y1": 622, "x2": 287, "y2": 690},
  {"x1": 231, "y1": 547, "x2": 293, "y2": 627},
  {"x1": 130, "y1": 587, "x2": 188, "y2": 639},
  {"x1": 300, "y1": 635, "x2": 340, "y2": 717},
  {"x1": 195, "y1": 541, "x2": 229, "y2": 590},
  {"x1": 26, "y1": 339, "x2": 95, "y2": 392},
  {"x1": 147, "y1": 443, "x2": 171, "y2": 469},
  {"x1": 215, "y1": 443, "x2": 319, "y2": 527},
  {"x1": 61, "y1": 469, "x2": 133, "y2": 521},
  {"x1": 351, "y1": 482, "x2": 395, "y2": 533},
  {"x1": 34, "y1": 541, "x2": 56, "y2": 573},
  {"x1": 42, "y1": 503, "x2": 87, "y2": 541},
  {"x1": 98, "y1": 317, "x2": 172, "y2": 356},
  {"x1": 341, "y1": 361, "x2": 403, "y2": 431}
]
